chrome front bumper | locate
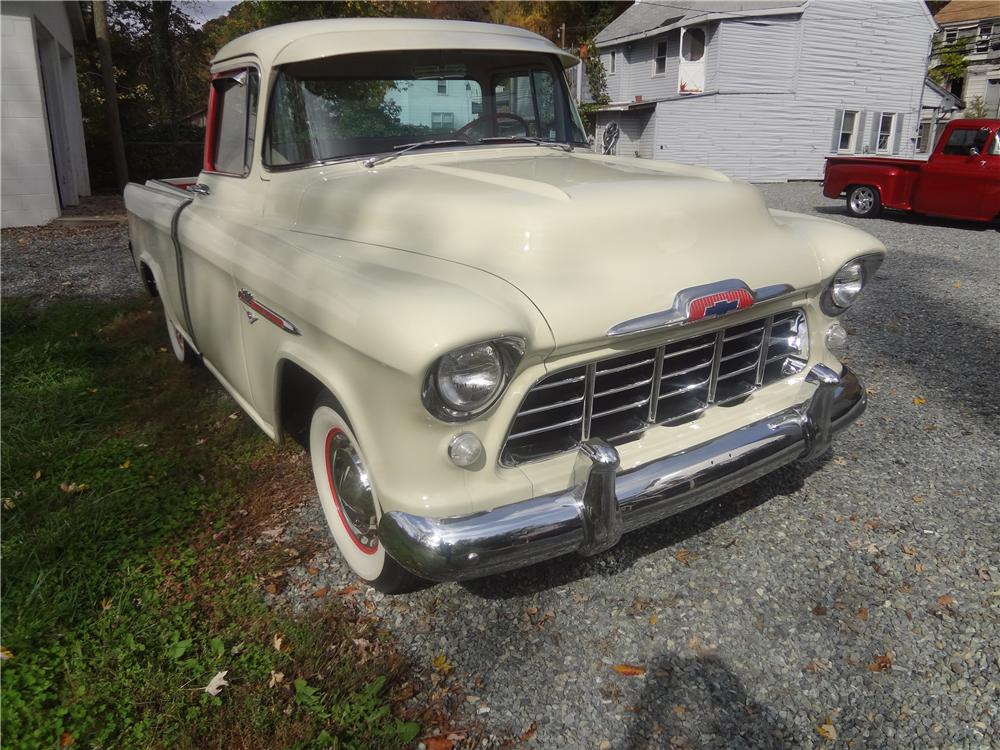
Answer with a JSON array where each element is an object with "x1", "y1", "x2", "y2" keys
[{"x1": 378, "y1": 364, "x2": 866, "y2": 581}]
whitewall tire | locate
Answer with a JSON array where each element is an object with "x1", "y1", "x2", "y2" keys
[
  {"x1": 164, "y1": 309, "x2": 195, "y2": 364},
  {"x1": 308, "y1": 394, "x2": 420, "y2": 592}
]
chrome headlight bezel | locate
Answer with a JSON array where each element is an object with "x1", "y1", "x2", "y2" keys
[
  {"x1": 820, "y1": 253, "x2": 884, "y2": 316},
  {"x1": 422, "y1": 337, "x2": 525, "y2": 421}
]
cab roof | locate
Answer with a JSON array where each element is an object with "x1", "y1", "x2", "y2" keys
[{"x1": 211, "y1": 18, "x2": 579, "y2": 71}]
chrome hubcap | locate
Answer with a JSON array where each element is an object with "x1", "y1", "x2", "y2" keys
[
  {"x1": 328, "y1": 433, "x2": 377, "y2": 545},
  {"x1": 851, "y1": 187, "x2": 874, "y2": 214}
]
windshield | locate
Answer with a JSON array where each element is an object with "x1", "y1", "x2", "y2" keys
[{"x1": 264, "y1": 50, "x2": 587, "y2": 168}]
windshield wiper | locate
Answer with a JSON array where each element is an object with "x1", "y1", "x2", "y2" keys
[
  {"x1": 362, "y1": 140, "x2": 467, "y2": 168},
  {"x1": 478, "y1": 136, "x2": 574, "y2": 152}
]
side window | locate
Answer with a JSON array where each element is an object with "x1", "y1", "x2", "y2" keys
[
  {"x1": 940, "y1": 127, "x2": 989, "y2": 156},
  {"x1": 989, "y1": 131, "x2": 1000, "y2": 156},
  {"x1": 494, "y1": 69, "x2": 557, "y2": 138},
  {"x1": 207, "y1": 69, "x2": 259, "y2": 175}
]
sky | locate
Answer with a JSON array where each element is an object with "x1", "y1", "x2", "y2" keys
[{"x1": 177, "y1": 0, "x2": 240, "y2": 27}]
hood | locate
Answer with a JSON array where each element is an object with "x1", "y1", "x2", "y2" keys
[{"x1": 292, "y1": 150, "x2": 822, "y2": 348}]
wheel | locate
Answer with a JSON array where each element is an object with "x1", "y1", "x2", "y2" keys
[
  {"x1": 164, "y1": 309, "x2": 197, "y2": 364},
  {"x1": 308, "y1": 393, "x2": 422, "y2": 593},
  {"x1": 846, "y1": 185, "x2": 881, "y2": 218}
]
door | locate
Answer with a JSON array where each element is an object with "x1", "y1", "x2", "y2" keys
[
  {"x1": 913, "y1": 125, "x2": 994, "y2": 220},
  {"x1": 177, "y1": 66, "x2": 262, "y2": 404}
]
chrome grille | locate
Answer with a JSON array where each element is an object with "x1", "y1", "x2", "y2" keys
[{"x1": 502, "y1": 309, "x2": 808, "y2": 466}]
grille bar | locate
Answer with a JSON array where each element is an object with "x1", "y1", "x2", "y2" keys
[{"x1": 501, "y1": 309, "x2": 808, "y2": 466}]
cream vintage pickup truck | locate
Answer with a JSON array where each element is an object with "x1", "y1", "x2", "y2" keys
[{"x1": 126, "y1": 19, "x2": 884, "y2": 592}]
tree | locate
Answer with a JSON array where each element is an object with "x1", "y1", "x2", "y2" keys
[{"x1": 92, "y1": 1, "x2": 128, "y2": 190}]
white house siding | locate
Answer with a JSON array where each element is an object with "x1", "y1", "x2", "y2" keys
[
  {"x1": 652, "y1": 93, "x2": 801, "y2": 181},
  {"x1": 716, "y1": 16, "x2": 799, "y2": 92},
  {"x1": 595, "y1": 109, "x2": 655, "y2": 158},
  {"x1": 1, "y1": 1, "x2": 89, "y2": 227}
]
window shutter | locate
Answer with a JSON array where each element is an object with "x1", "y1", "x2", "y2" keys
[
  {"x1": 870, "y1": 112, "x2": 882, "y2": 152},
  {"x1": 892, "y1": 116, "x2": 903, "y2": 154},
  {"x1": 831, "y1": 109, "x2": 844, "y2": 152},
  {"x1": 855, "y1": 111, "x2": 867, "y2": 153}
]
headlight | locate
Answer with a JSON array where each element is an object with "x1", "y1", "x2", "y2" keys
[
  {"x1": 423, "y1": 338, "x2": 523, "y2": 420},
  {"x1": 831, "y1": 262, "x2": 864, "y2": 307},
  {"x1": 821, "y1": 254, "x2": 884, "y2": 315}
]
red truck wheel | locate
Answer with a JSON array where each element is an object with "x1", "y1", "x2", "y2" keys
[{"x1": 846, "y1": 185, "x2": 881, "y2": 218}]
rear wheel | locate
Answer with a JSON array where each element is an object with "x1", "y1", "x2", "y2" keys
[
  {"x1": 846, "y1": 185, "x2": 881, "y2": 218},
  {"x1": 308, "y1": 393, "x2": 422, "y2": 593}
]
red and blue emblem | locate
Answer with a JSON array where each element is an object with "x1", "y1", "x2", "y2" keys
[{"x1": 687, "y1": 288, "x2": 754, "y2": 321}]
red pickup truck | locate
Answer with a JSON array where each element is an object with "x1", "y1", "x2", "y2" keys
[{"x1": 823, "y1": 118, "x2": 1000, "y2": 222}]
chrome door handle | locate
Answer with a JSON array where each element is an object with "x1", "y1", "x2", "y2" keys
[{"x1": 188, "y1": 183, "x2": 211, "y2": 196}]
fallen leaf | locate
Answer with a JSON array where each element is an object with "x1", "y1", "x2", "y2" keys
[
  {"x1": 857, "y1": 607, "x2": 869, "y2": 621},
  {"x1": 648, "y1": 615, "x2": 659, "y2": 625},
  {"x1": 902, "y1": 543, "x2": 916, "y2": 556},
  {"x1": 867, "y1": 652, "x2": 893, "y2": 672},
  {"x1": 158, "y1": 346, "x2": 168, "y2": 353},
  {"x1": 119, "y1": 460, "x2": 131, "y2": 470},
  {"x1": 335, "y1": 585, "x2": 358, "y2": 596},
  {"x1": 519, "y1": 722, "x2": 538, "y2": 742},
  {"x1": 913, "y1": 396, "x2": 927, "y2": 406},
  {"x1": 817, "y1": 722, "x2": 838, "y2": 740},
  {"x1": 432, "y1": 653, "x2": 454, "y2": 674},
  {"x1": 612, "y1": 663, "x2": 646, "y2": 676},
  {"x1": 0, "y1": 646, "x2": 13, "y2": 660},
  {"x1": 936, "y1": 594, "x2": 955, "y2": 607},
  {"x1": 953, "y1": 281, "x2": 961, "y2": 289},
  {"x1": 263, "y1": 583, "x2": 278, "y2": 595},
  {"x1": 977, "y1": 568, "x2": 992, "y2": 581},
  {"x1": 272, "y1": 633, "x2": 284, "y2": 652},
  {"x1": 33, "y1": 470, "x2": 42, "y2": 480},
  {"x1": 59, "y1": 732, "x2": 74, "y2": 747},
  {"x1": 228, "y1": 412, "x2": 239, "y2": 420},
  {"x1": 672, "y1": 705, "x2": 687, "y2": 715},
  {"x1": 914, "y1": 563, "x2": 924, "y2": 573},
  {"x1": 307, "y1": 566, "x2": 320, "y2": 576},
  {"x1": 59, "y1": 482, "x2": 88, "y2": 494},
  {"x1": 674, "y1": 549, "x2": 693, "y2": 566},
  {"x1": 100, "y1": 598, "x2": 113, "y2": 611},
  {"x1": 811, "y1": 605, "x2": 828, "y2": 616},
  {"x1": 203, "y1": 670, "x2": 229, "y2": 696},
  {"x1": 312, "y1": 586, "x2": 330, "y2": 599},
  {"x1": 912, "y1": 495, "x2": 925, "y2": 504},
  {"x1": 424, "y1": 739, "x2": 454, "y2": 750},
  {"x1": 268, "y1": 671, "x2": 284, "y2": 688},
  {"x1": 833, "y1": 456, "x2": 847, "y2": 466},
  {"x1": 804, "y1": 659, "x2": 832, "y2": 673}
]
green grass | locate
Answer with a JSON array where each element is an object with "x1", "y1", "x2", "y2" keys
[{"x1": 1, "y1": 297, "x2": 420, "y2": 749}]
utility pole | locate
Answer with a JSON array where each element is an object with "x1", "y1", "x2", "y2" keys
[
  {"x1": 559, "y1": 22, "x2": 566, "y2": 48},
  {"x1": 93, "y1": 0, "x2": 128, "y2": 191}
]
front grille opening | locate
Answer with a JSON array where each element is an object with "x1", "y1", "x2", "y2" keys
[{"x1": 501, "y1": 309, "x2": 809, "y2": 466}]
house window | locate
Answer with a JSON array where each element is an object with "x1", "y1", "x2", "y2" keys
[
  {"x1": 431, "y1": 112, "x2": 455, "y2": 131},
  {"x1": 944, "y1": 28, "x2": 957, "y2": 43},
  {"x1": 609, "y1": 50, "x2": 616, "y2": 74},
  {"x1": 976, "y1": 23, "x2": 995, "y2": 53},
  {"x1": 654, "y1": 40, "x2": 668, "y2": 75},
  {"x1": 208, "y1": 68, "x2": 259, "y2": 175},
  {"x1": 838, "y1": 110, "x2": 859, "y2": 153},
  {"x1": 437, "y1": 80, "x2": 447, "y2": 95},
  {"x1": 876, "y1": 113, "x2": 896, "y2": 153},
  {"x1": 916, "y1": 122, "x2": 931, "y2": 153},
  {"x1": 682, "y1": 28, "x2": 705, "y2": 62}
]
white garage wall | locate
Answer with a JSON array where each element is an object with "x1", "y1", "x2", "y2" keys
[{"x1": 1, "y1": 2, "x2": 90, "y2": 228}]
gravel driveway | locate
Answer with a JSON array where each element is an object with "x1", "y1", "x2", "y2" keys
[{"x1": 4, "y1": 184, "x2": 997, "y2": 748}]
